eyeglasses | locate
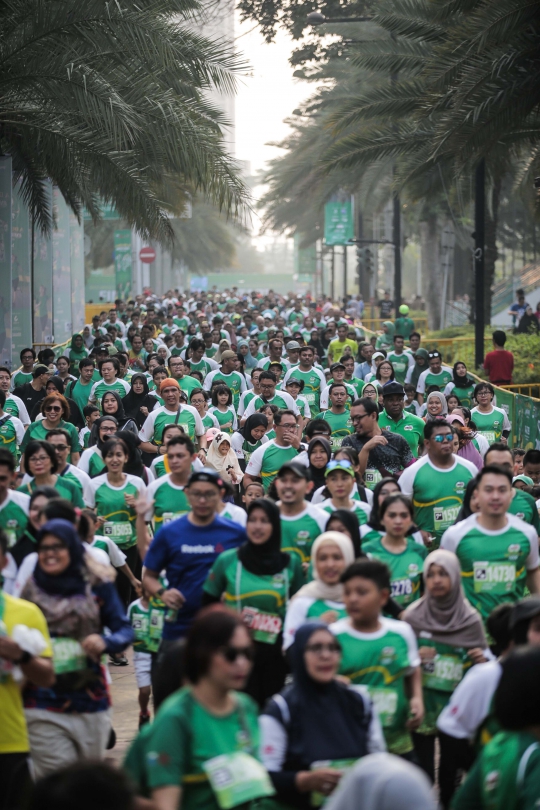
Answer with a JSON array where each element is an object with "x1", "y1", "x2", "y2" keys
[
  {"x1": 101, "y1": 427, "x2": 117, "y2": 434},
  {"x1": 351, "y1": 413, "x2": 369, "y2": 423},
  {"x1": 305, "y1": 642, "x2": 341, "y2": 655},
  {"x1": 38, "y1": 543, "x2": 65, "y2": 554},
  {"x1": 433, "y1": 434, "x2": 454, "y2": 443},
  {"x1": 221, "y1": 645, "x2": 255, "y2": 663},
  {"x1": 326, "y1": 459, "x2": 353, "y2": 471},
  {"x1": 45, "y1": 406, "x2": 62, "y2": 413},
  {"x1": 279, "y1": 423, "x2": 297, "y2": 430},
  {"x1": 189, "y1": 490, "x2": 219, "y2": 501},
  {"x1": 52, "y1": 445, "x2": 69, "y2": 452},
  {"x1": 29, "y1": 455, "x2": 50, "y2": 464}
]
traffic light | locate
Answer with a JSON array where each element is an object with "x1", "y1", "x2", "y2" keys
[{"x1": 364, "y1": 247, "x2": 374, "y2": 276}]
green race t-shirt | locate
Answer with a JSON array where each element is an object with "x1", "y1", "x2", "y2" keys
[
  {"x1": 441, "y1": 514, "x2": 538, "y2": 622},
  {"x1": 280, "y1": 505, "x2": 328, "y2": 565},
  {"x1": 509, "y1": 489, "x2": 540, "y2": 535},
  {"x1": 87, "y1": 474, "x2": 146, "y2": 549},
  {"x1": 470, "y1": 406, "x2": 509, "y2": 444},
  {"x1": 145, "y1": 688, "x2": 264, "y2": 810},
  {"x1": 146, "y1": 475, "x2": 190, "y2": 529},
  {"x1": 204, "y1": 548, "x2": 303, "y2": 643},
  {"x1": 20, "y1": 420, "x2": 81, "y2": 459},
  {"x1": 387, "y1": 352, "x2": 410, "y2": 384},
  {"x1": 286, "y1": 367, "x2": 325, "y2": 412},
  {"x1": 207, "y1": 371, "x2": 245, "y2": 409},
  {"x1": 65, "y1": 379, "x2": 94, "y2": 414},
  {"x1": 245, "y1": 442, "x2": 299, "y2": 492},
  {"x1": 332, "y1": 617, "x2": 419, "y2": 755},
  {"x1": 414, "y1": 637, "x2": 472, "y2": 735},
  {"x1": 378, "y1": 411, "x2": 425, "y2": 458},
  {"x1": 0, "y1": 491, "x2": 29, "y2": 548},
  {"x1": 363, "y1": 537, "x2": 428, "y2": 608},
  {"x1": 11, "y1": 371, "x2": 32, "y2": 388},
  {"x1": 399, "y1": 457, "x2": 476, "y2": 547},
  {"x1": 90, "y1": 379, "x2": 130, "y2": 410},
  {"x1": 18, "y1": 476, "x2": 84, "y2": 508},
  {"x1": 314, "y1": 411, "x2": 353, "y2": 450}
]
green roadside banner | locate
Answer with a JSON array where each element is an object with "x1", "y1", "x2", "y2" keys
[
  {"x1": 514, "y1": 394, "x2": 540, "y2": 451},
  {"x1": 494, "y1": 387, "x2": 515, "y2": 446},
  {"x1": 324, "y1": 199, "x2": 354, "y2": 246},
  {"x1": 0, "y1": 158, "x2": 12, "y2": 367},
  {"x1": 114, "y1": 229, "x2": 132, "y2": 299}
]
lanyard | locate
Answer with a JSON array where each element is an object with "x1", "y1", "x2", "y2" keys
[{"x1": 235, "y1": 560, "x2": 290, "y2": 613}]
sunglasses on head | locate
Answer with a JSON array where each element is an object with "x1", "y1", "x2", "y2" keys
[{"x1": 326, "y1": 459, "x2": 353, "y2": 471}]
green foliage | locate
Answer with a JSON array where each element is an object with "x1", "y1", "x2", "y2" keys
[{"x1": 0, "y1": 0, "x2": 248, "y2": 240}]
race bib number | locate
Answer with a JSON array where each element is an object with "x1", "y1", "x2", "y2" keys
[
  {"x1": 364, "y1": 469, "x2": 382, "y2": 490},
  {"x1": 241, "y1": 607, "x2": 282, "y2": 644},
  {"x1": 51, "y1": 637, "x2": 87, "y2": 674},
  {"x1": 368, "y1": 687, "x2": 398, "y2": 728},
  {"x1": 162, "y1": 512, "x2": 185, "y2": 524},
  {"x1": 304, "y1": 391, "x2": 316, "y2": 404},
  {"x1": 310, "y1": 760, "x2": 357, "y2": 807},
  {"x1": 433, "y1": 506, "x2": 460, "y2": 534},
  {"x1": 132, "y1": 615, "x2": 149, "y2": 642},
  {"x1": 391, "y1": 578, "x2": 413, "y2": 600},
  {"x1": 104, "y1": 521, "x2": 133, "y2": 542},
  {"x1": 473, "y1": 561, "x2": 516, "y2": 594},
  {"x1": 423, "y1": 655, "x2": 464, "y2": 692},
  {"x1": 479, "y1": 430, "x2": 496, "y2": 443},
  {"x1": 149, "y1": 609, "x2": 165, "y2": 640},
  {"x1": 203, "y1": 752, "x2": 275, "y2": 809}
]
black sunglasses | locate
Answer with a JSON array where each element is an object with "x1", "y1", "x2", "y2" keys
[{"x1": 221, "y1": 645, "x2": 255, "y2": 663}]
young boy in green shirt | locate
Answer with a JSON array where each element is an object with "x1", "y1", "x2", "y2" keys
[{"x1": 331, "y1": 559, "x2": 424, "y2": 755}]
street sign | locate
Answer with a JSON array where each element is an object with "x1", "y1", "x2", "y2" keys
[
  {"x1": 139, "y1": 246, "x2": 156, "y2": 264},
  {"x1": 324, "y1": 199, "x2": 354, "y2": 246}
]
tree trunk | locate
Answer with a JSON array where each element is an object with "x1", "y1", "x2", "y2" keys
[
  {"x1": 484, "y1": 170, "x2": 502, "y2": 323},
  {"x1": 419, "y1": 214, "x2": 440, "y2": 330}
]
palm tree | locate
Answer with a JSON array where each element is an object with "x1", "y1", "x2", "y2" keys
[{"x1": 0, "y1": 0, "x2": 248, "y2": 240}]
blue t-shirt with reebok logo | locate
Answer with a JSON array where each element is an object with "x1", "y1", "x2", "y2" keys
[{"x1": 144, "y1": 514, "x2": 247, "y2": 639}]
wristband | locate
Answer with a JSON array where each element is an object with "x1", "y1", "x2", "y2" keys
[{"x1": 15, "y1": 650, "x2": 33, "y2": 666}]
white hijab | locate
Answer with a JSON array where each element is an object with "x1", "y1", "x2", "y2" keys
[
  {"x1": 205, "y1": 432, "x2": 244, "y2": 484},
  {"x1": 294, "y1": 532, "x2": 355, "y2": 602}
]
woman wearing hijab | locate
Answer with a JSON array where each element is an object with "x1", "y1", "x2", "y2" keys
[
  {"x1": 260, "y1": 621, "x2": 386, "y2": 808},
  {"x1": 63, "y1": 334, "x2": 89, "y2": 377},
  {"x1": 443, "y1": 362, "x2": 476, "y2": 409},
  {"x1": 203, "y1": 498, "x2": 304, "y2": 706},
  {"x1": 231, "y1": 413, "x2": 269, "y2": 471},
  {"x1": 324, "y1": 753, "x2": 436, "y2": 810},
  {"x1": 101, "y1": 391, "x2": 138, "y2": 435},
  {"x1": 20, "y1": 519, "x2": 133, "y2": 778},
  {"x1": 423, "y1": 390, "x2": 448, "y2": 422},
  {"x1": 406, "y1": 348, "x2": 429, "y2": 390},
  {"x1": 205, "y1": 432, "x2": 244, "y2": 486},
  {"x1": 213, "y1": 338, "x2": 232, "y2": 363},
  {"x1": 237, "y1": 338, "x2": 257, "y2": 371},
  {"x1": 121, "y1": 373, "x2": 159, "y2": 429},
  {"x1": 403, "y1": 549, "x2": 489, "y2": 792},
  {"x1": 306, "y1": 436, "x2": 332, "y2": 498},
  {"x1": 515, "y1": 305, "x2": 540, "y2": 334},
  {"x1": 115, "y1": 430, "x2": 150, "y2": 483},
  {"x1": 78, "y1": 415, "x2": 118, "y2": 477},
  {"x1": 375, "y1": 321, "x2": 395, "y2": 350},
  {"x1": 283, "y1": 532, "x2": 355, "y2": 650}
]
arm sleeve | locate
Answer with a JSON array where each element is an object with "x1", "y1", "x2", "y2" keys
[
  {"x1": 242, "y1": 398, "x2": 257, "y2": 420},
  {"x1": 397, "y1": 463, "x2": 416, "y2": 499},
  {"x1": 526, "y1": 526, "x2": 540, "y2": 570},
  {"x1": 94, "y1": 581, "x2": 135, "y2": 653},
  {"x1": 259, "y1": 709, "x2": 299, "y2": 799},
  {"x1": 283, "y1": 597, "x2": 310, "y2": 651},
  {"x1": 16, "y1": 399, "x2": 30, "y2": 426},
  {"x1": 202, "y1": 554, "x2": 228, "y2": 598},
  {"x1": 146, "y1": 708, "x2": 190, "y2": 789},
  {"x1": 138, "y1": 411, "x2": 156, "y2": 442},
  {"x1": 245, "y1": 444, "x2": 265, "y2": 477},
  {"x1": 14, "y1": 419, "x2": 25, "y2": 445},
  {"x1": 319, "y1": 387, "x2": 330, "y2": 409},
  {"x1": 105, "y1": 538, "x2": 127, "y2": 567},
  {"x1": 416, "y1": 370, "x2": 428, "y2": 395}
]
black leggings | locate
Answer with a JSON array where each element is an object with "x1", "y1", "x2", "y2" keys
[
  {"x1": 413, "y1": 731, "x2": 475, "y2": 808},
  {"x1": 245, "y1": 638, "x2": 289, "y2": 709},
  {"x1": 115, "y1": 545, "x2": 142, "y2": 608}
]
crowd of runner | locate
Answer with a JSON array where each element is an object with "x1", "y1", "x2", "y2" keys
[{"x1": 1, "y1": 287, "x2": 540, "y2": 810}]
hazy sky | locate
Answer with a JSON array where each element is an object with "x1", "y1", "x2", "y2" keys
[{"x1": 234, "y1": 14, "x2": 314, "y2": 176}]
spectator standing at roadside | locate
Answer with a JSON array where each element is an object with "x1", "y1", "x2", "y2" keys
[{"x1": 483, "y1": 330, "x2": 514, "y2": 386}]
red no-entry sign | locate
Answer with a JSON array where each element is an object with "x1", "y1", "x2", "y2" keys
[{"x1": 139, "y1": 246, "x2": 156, "y2": 264}]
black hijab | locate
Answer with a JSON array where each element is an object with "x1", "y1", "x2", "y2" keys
[
  {"x1": 452, "y1": 362, "x2": 475, "y2": 389},
  {"x1": 325, "y1": 508, "x2": 363, "y2": 558},
  {"x1": 34, "y1": 519, "x2": 86, "y2": 596},
  {"x1": 275, "y1": 622, "x2": 372, "y2": 767},
  {"x1": 122, "y1": 373, "x2": 160, "y2": 428},
  {"x1": 89, "y1": 415, "x2": 118, "y2": 450},
  {"x1": 116, "y1": 430, "x2": 146, "y2": 479},
  {"x1": 237, "y1": 498, "x2": 289, "y2": 576},
  {"x1": 307, "y1": 437, "x2": 332, "y2": 494},
  {"x1": 239, "y1": 413, "x2": 268, "y2": 445}
]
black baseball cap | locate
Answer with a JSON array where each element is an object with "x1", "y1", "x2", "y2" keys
[
  {"x1": 382, "y1": 381, "x2": 405, "y2": 397},
  {"x1": 276, "y1": 461, "x2": 311, "y2": 481},
  {"x1": 187, "y1": 469, "x2": 225, "y2": 488},
  {"x1": 330, "y1": 362, "x2": 346, "y2": 373},
  {"x1": 32, "y1": 364, "x2": 50, "y2": 378}
]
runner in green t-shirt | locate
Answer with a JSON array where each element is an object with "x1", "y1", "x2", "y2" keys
[
  {"x1": 394, "y1": 306, "x2": 415, "y2": 340},
  {"x1": 399, "y1": 420, "x2": 477, "y2": 548},
  {"x1": 0, "y1": 454, "x2": 29, "y2": 547},
  {"x1": 144, "y1": 435, "x2": 196, "y2": 531},
  {"x1": 471, "y1": 383, "x2": 512, "y2": 444},
  {"x1": 331, "y1": 559, "x2": 423, "y2": 755},
  {"x1": 244, "y1": 411, "x2": 300, "y2": 492},
  {"x1": 441, "y1": 466, "x2": 540, "y2": 621},
  {"x1": 314, "y1": 383, "x2": 354, "y2": 451},
  {"x1": 89, "y1": 358, "x2": 130, "y2": 411},
  {"x1": 274, "y1": 462, "x2": 328, "y2": 568},
  {"x1": 387, "y1": 336, "x2": 413, "y2": 384},
  {"x1": 416, "y1": 352, "x2": 453, "y2": 405},
  {"x1": 363, "y1": 494, "x2": 428, "y2": 608},
  {"x1": 282, "y1": 347, "x2": 326, "y2": 414},
  {"x1": 319, "y1": 460, "x2": 372, "y2": 526},
  {"x1": 65, "y1": 359, "x2": 97, "y2": 414},
  {"x1": 378, "y1": 381, "x2": 425, "y2": 458},
  {"x1": 342, "y1": 355, "x2": 365, "y2": 399},
  {"x1": 63, "y1": 334, "x2": 89, "y2": 377},
  {"x1": 204, "y1": 352, "x2": 247, "y2": 409},
  {"x1": 0, "y1": 391, "x2": 25, "y2": 459}
]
